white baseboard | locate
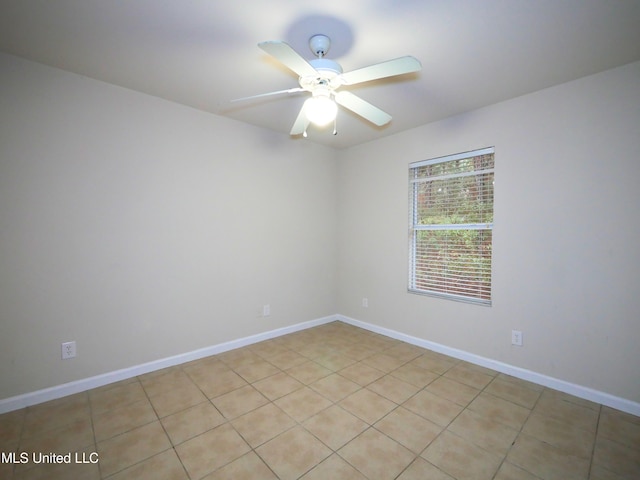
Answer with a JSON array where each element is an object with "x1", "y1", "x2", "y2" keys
[
  {"x1": 2, "y1": 313, "x2": 639, "y2": 417},
  {"x1": 337, "y1": 314, "x2": 640, "y2": 417},
  {"x1": 0, "y1": 314, "x2": 338, "y2": 414}
]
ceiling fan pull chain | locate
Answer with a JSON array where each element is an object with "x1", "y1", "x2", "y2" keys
[{"x1": 333, "y1": 117, "x2": 337, "y2": 135}]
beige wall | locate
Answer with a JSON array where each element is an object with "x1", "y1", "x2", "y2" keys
[
  {"x1": 336, "y1": 61, "x2": 640, "y2": 403},
  {"x1": 2, "y1": 52, "x2": 639, "y2": 407},
  {"x1": 0, "y1": 53, "x2": 338, "y2": 399}
]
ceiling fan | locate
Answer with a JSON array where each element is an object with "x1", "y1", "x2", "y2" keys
[{"x1": 234, "y1": 34, "x2": 422, "y2": 137}]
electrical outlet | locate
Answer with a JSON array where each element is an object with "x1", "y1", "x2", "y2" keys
[
  {"x1": 61, "y1": 341, "x2": 76, "y2": 359},
  {"x1": 362, "y1": 298, "x2": 368, "y2": 308},
  {"x1": 511, "y1": 330, "x2": 523, "y2": 346},
  {"x1": 263, "y1": 304, "x2": 270, "y2": 317}
]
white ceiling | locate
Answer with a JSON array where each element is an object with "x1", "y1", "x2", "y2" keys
[{"x1": 2, "y1": 0, "x2": 640, "y2": 149}]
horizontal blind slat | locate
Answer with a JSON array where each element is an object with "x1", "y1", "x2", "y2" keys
[{"x1": 409, "y1": 148, "x2": 494, "y2": 304}]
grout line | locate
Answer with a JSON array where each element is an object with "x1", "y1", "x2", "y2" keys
[
  {"x1": 586, "y1": 404, "x2": 602, "y2": 480},
  {"x1": 4, "y1": 322, "x2": 637, "y2": 480}
]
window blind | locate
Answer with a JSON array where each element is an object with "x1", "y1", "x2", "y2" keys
[{"x1": 409, "y1": 148, "x2": 494, "y2": 305}]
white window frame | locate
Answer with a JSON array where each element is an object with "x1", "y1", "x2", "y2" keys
[{"x1": 408, "y1": 147, "x2": 495, "y2": 305}]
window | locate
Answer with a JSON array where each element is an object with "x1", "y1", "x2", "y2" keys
[{"x1": 409, "y1": 147, "x2": 494, "y2": 305}]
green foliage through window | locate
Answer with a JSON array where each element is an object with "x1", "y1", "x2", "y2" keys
[{"x1": 409, "y1": 148, "x2": 494, "y2": 304}]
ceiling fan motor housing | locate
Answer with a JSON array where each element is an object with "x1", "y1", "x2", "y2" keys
[{"x1": 300, "y1": 58, "x2": 343, "y2": 91}]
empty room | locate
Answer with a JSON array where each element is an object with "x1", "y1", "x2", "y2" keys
[{"x1": 1, "y1": 1, "x2": 639, "y2": 479}]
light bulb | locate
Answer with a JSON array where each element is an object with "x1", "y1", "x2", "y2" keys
[{"x1": 304, "y1": 95, "x2": 337, "y2": 126}]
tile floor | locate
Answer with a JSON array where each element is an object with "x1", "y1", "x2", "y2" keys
[{"x1": 1, "y1": 321, "x2": 639, "y2": 479}]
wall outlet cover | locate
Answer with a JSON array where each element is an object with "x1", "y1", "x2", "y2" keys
[{"x1": 61, "y1": 341, "x2": 77, "y2": 359}]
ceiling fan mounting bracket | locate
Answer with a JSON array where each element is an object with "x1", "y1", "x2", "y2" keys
[{"x1": 309, "y1": 34, "x2": 331, "y2": 57}]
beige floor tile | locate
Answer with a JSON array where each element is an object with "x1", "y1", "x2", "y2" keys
[
  {"x1": 384, "y1": 342, "x2": 427, "y2": 362},
  {"x1": 443, "y1": 363, "x2": 495, "y2": 390},
  {"x1": 409, "y1": 353, "x2": 458, "y2": 375},
  {"x1": 534, "y1": 390, "x2": 599, "y2": 432},
  {"x1": 507, "y1": 433, "x2": 590, "y2": 480},
  {"x1": 201, "y1": 451, "x2": 278, "y2": 480},
  {"x1": 592, "y1": 435, "x2": 640, "y2": 478},
  {"x1": 212, "y1": 384, "x2": 269, "y2": 419},
  {"x1": 106, "y1": 448, "x2": 188, "y2": 480},
  {"x1": 448, "y1": 408, "x2": 519, "y2": 456},
  {"x1": 374, "y1": 406, "x2": 442, "y2": 454},
  {"x1": 0, "y1": 461, "x2": 13, "y2": 480},
  {"x1": 314, "y1": 353, "x2": 357, "y2": 371},
  {"x1": 396, "y1": 457, "x2": 455, "y2": 480},
  {"x1": 218, "y1": 348, "x2": 263, "y2": 369},
  {"x1": 341, "y1": 344, "x2": 379, "y2": 361},
  {"x1": 140, "y1": 369, "x2": 195, "y2": 398},
  {"x1": 598, "y1": 408, "x2": 640, "y2": 450},
  {"x1": 295, "y1": 341, "x2": 335, "y2": 359},
  {"x1": 253, "y1": 371, "x2": 304, "y2": 401},
  {"x1": 89, "y1": 382, "x2": 146, "y2": 416},
  {"x1": 274, "y1": 387, "x2": 333, "y2": 422},
  {"x1": 359, "y1": 332, "x2": 399, "y2": 350},
  {"x1": 194, "y1": 369, "x2": 247, "y2": 399},
  {"x1": 484, "y1": 377, "x2": 541, "y2": 409},
  {"x1": 391, "y1": 363, "x2": 439, "y2": 388},
  {"x1": 467, "y1": 392, "x2": 531, "y2": 430},
  {"x1": 232, "y1": 403, "x2": 296, "y2": 448},
  {"x1": 361, "y1": 353, "x2": 406, "y2": 373},
  {"x1": 161, "y1": 401, "x2": 225, "y2": 445},
  {"x1": 175, "y1": 423, "x2": 250, "y2": 479},
  {"x1": 12, "y1": 446, "x2": 100, "y2": 480},
  {"x1": 453, "y1": 360, "x2": 499, "y2": 377},
  {"x1": 310, "y1": 373, "x2": 361, "y2": 402},
  {"x1": 338, "y1": 427, "x2": 415, "y2": 480},
  {"x1": 403, "y1": 390, "x2": 464, "y2": 427},
  {"x1": 23, "y1": 393, "x2": 91, "y2": 436},
  {"x1": 498, "y1": 374, "x2": 544, "y2": 392},
  {"x1": 522, "y1": 410, "x2": 596, "y2": 458},
  {"x1": 97, "y1": 421, "x2": 171, "y2": 477},
  {"x1": 422, "y1": 431, "x2": 502, "y2": 480},
  {"x1": 303, "y1": 405, "x2": 368, "y2": 450},
  {"x1": 338, "y1": 362, "x2": 386, "y2": 386},
  {"x1": 367, "y1": 374, "x2": 420, "y2": 404},
  {"x1": 425, "y1": 376, "x2": 481, "y2": 406},
  {"x1": 87, "y1": 376, "x2": 139, "y2": 395},
  {"x1": 266, "y1": 350, "x2": 308, "y2": 370},
  {"x1": 92, "y1": 398, "x2": 157, "y2": 442},
  {"x1": 256, "y1": 426, "x2": 332, "y2": 480},
  {"x1": 137, "y1": 365, "x2": 182, "y2": 381},
  {"x1": 8, "y1": 322, "x2": 640, "y2": 480},
  {"x1": 232, "y1": 360, "x2": 280, "y2": 384},
  {"x1": 601, "y1": 406, "x2": 640, "y2": 424},
  {"x1": 286, "y1": 361, "x2": 332, "y2": 385},
  {"x1": 493, "y1": 461, "x2": 541, "y2": 480},
  {"x1": 19, "y1": 418, "x2": 94, "y2": 457},
  {"x1": 588, "y1": 464, "x2": 629, "y2": 480},
  {"x1": 300, "y1": 453, "x2": 367, "y2": 480},
  {"x1": 0, "y1": 408, "x2": 25, "y2": 448},
  {"x1": 340, "y1": 389, "x2": 396, "y2": 425},
  {"x1": 538, "y1": 387, "x2": 600, "y2": 412},
  {"x1": 249, "y1": 340, "x2": 291, "y2": 359},
  {"x1": 182, "y1": 357, "x2": 230, "y2": 381},
  {"x1": 148, "y1": 381, "x2": 208, "y2": 418}
]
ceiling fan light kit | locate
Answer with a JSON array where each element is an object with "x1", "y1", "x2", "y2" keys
[
  {"x1": 235, "y1": 34, "x2": 421, "y2": 137},
  {"x1": 304, "y1": 93, "x2": 337, "y2": 126}
]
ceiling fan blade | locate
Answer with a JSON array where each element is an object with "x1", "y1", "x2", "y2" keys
[
  {"x1": 290, "y1": 105, "x2": 310, "y2": 135},
  {"x1": 340, "y1": 56, "x2": 422, "y2": 85},
  {"x1": 258, "y1": 41, "x2": 318, "y2": 78},
  {"x1": 334, "y1": 91, "x2": 392, "y2": 126},
  {"x1": 231, "y1": 87, "x2": 305, "y2": 103}
]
